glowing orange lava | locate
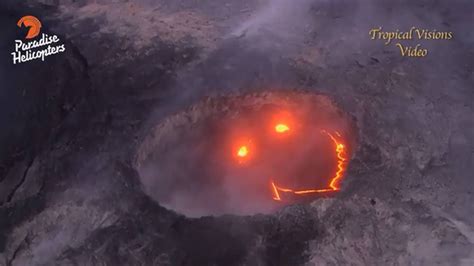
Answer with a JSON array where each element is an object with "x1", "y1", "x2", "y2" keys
[
  {"x1": 237, "y1": 145, "x2": 249, "y2": 157},
  {"x1": 270, "y1": 131, "x2": 347, "y2": 201},
  {"x1": 275, "y1": 123, "x2": 290, "y2": 133},
  {"x1": 271, "y1": 181, "x2": 281, "y2": 201}
]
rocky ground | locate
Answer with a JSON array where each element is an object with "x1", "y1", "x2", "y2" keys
[{"x1": 0, "y1": 0, "x2": 473, "y2": 265}]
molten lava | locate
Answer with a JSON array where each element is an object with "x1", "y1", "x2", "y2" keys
[
  {"x1": 237, "y1": 145, "x2": 249, "y2": 157},
  {"x1": 275, "y1": 123, "x2": 290, "y2": 133},
  {"x1": 270, "y1": 131, "x2": 347, "y2": 201}
]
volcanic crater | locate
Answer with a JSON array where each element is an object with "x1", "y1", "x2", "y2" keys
[{"x1": 135, "y1": 90, "x2": 357, "y2": 217}]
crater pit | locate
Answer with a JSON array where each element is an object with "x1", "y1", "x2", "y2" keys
[{"x1": 135, "y1": 90, "x2": 357, "y2": 217}]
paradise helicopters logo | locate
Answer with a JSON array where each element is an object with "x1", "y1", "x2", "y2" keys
[{"x1": 12, "y1": 15, "x2": 66, "y2": 64}]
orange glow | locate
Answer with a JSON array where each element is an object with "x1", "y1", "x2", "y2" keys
[
  {"x1": 270, "y1": 131, "x2": 347, "y2": 201},
  {"x1": 271, "y1": 181, "x2": 281, "y2": 201},
  {"x1": 326, "y1": 132, "x2": 346, "y2": 190},
  {"x1": 237, "y1": 145, "x2": 249, "y2": 157},
  {"x1": 275, "y1": 123, "x2": 290, "y2": 133}
]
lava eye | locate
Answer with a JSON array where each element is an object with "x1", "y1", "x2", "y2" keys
[
  {"x1": 237, "y1": 145, "x2": 249, "y2": 157},
  {"x1": 275, "y1": 123, "x2": 290, "y2": 133}
]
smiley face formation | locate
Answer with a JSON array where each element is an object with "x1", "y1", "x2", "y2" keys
[
  {"x1": 230, "y1": 112, "x2": 348, "y2": 202},
  {"x1": 137, "y1": 91, "x2": 356, "y2": 216}
]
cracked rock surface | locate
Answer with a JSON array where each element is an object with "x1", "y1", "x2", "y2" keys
[{"x1": 0, "y1": 0, "x2": 473, "y2": 265}]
